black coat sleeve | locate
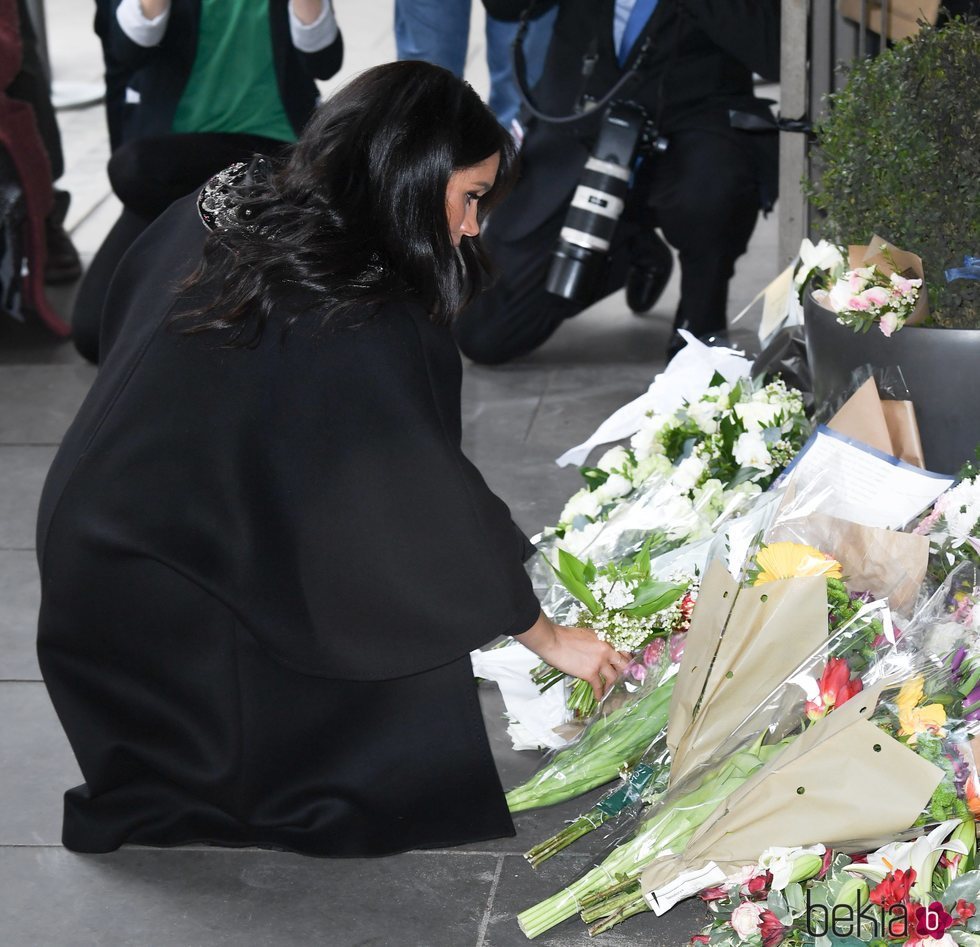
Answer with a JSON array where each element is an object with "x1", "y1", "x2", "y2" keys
[
  {"x1": 294, "y1": 25, "x2": 343, "y2": 80},
  {"x1": 244, "y1": 303, "x2": 543, "y2": 680}
]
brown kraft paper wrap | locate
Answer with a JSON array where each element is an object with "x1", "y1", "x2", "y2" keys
[
  {"x1": 642, "y1": 682, "x2": 943, "y2": 906},
  {"x1": 666, "y1": 560, "x2": 738, "y2": 763},
  {"x1": 669, "y1": 577, "x2": 829, "y2": 784},
  {"x1": 828, "y1": 376, "x2": 925, "y2": 469}
]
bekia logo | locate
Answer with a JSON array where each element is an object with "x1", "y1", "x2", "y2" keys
[{"x1": 804, "y1": 887, "x2": 956, "y2": 939}]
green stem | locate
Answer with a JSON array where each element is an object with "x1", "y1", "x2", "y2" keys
[
  {"x1": 524, "y1": 810, "x2": 612, "y2": 868},
  {"x1": 506, "y1": 678, "x2": 675, "y2": 812},
  {"x1": 585, "y1": 890, "x2": 650, "y2": 936}
]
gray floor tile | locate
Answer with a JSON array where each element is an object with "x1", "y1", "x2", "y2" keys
[
  {"x1": 0, "y1": 551, "x2": 42, "y2": 680},
  {"x1": 0, "y1": 447, "x2": 57, "y2": 549},
  {"x1": 0, "y1": 317, "x2": 81, "y2": 366},
  {"x1": 0, "y1": 846, "x2": 498, "y2": 947},
  {"x1": 483, "y1": 851, "x2": 709, "y2": 946},
  {"x1": 0, "y1": 365, "x2": 95, "y2": 444},
  {"x1": 0, "y1": 683, "x2": 81, "y2": 845}
]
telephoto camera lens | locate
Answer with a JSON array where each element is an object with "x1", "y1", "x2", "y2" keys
[{"x1": 546, "y1": 102, "x2": 647, "y2": 304}]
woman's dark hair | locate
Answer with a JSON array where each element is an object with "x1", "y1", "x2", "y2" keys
[{"x1": 177, "y1": 60, "x2": 518, "y2": 343}]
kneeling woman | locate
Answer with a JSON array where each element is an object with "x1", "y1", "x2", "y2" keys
[{"x1": 36, "y1": 61, "x2": 628, "y2": 856}]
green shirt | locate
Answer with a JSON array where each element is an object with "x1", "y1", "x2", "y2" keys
[{"x1": 171, "y1": 0, "x2": 297, "y2": 142}]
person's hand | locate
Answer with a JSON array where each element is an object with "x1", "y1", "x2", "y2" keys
[
  {"x1": 139, "y1": 0, "x2": 170, "y2": 18},
  {"x1": 290, "y1": 0, "x2": 325, "y2": 25},
  {"x1": 514, "y1": 611, "x2": 632, "y2": 702}
]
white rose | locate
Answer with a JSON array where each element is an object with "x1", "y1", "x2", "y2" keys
[
  {"x1": 686, "y1": 399, "x2": 720, "y2": 435},
  {"x1": 657, "y1": 494, "x2": 702, "y2": 540},
  {"x1": 560, "y1": 488, "x2": 603, "y2": 524},
  {"x1": 734, "y1": 401, "x2": 781, "y2": 432},
  {"x1": 630, "y1": 416, "x2": 668, "y2": 459},
  {"x1": 671, "y1": 454, "x2": 706, "y2": 492},
  {"x1": 733, "y1": 431, "x2": 773, "y2": 476},
  {"x1": 595, "y1": 445, "x2": 630, "y2": 473},
  {"x1": 729, "y1": 901, "x2": 765, "y2": 940},
  {"x1": 595, "y1": 472, "x2": 632, "y2": 501},
  {"x1": 634, "y1": 453, "x2": 673, "y2": 483},
  {"x1": 692, "y1": 478, "x2": 724, "y2": 514}
]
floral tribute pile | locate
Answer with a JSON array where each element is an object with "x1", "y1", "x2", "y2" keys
[
  {"x1": 493, "y1": 419, "x2": 980, "y2": 944},
  {"x1": 550, "y1": 375, "x2": 807, "y2": 552}
]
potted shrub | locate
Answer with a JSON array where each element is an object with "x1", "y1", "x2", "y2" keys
[{"x1": 801, "y1": 16, "x2": 980, "y2": 473}]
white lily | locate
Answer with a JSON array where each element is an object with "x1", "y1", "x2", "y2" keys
[
  {"x1": 793, "y1": 238, "x2": 846, "y2": 289},
  {"x1": 843, "y1": 819, "x2": 969, "y2": 898},
  {"x1": 758, "y1": 843, "x2": 826, "y2": 891}
]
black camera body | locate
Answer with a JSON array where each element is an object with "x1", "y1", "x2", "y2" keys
[{"x1": 546, "y1": 101, "x2": 667, "y2": 305}]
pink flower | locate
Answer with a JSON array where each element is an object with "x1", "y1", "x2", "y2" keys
[
  {"x1": 643, "y1": 639, "x2": 666, "y2": 667},
  {"x1": 629, "y1": 662, "x2": 647, "y2": 683},
  {"x1": 669, "y1": 632, "x2": 686, "y2": 663},
  {"x1": 860, "y1": 286, "x2": 890, "y2": 307},
  {"x1": 847, "y1": 294, "x2": 872, "y2": 311},
  {"x1": 879, "y1": 310, "x2": 901, "y2": 337},
  {"x1": 848, "y1": 267, "x2": 875, "y2": 291},
  {"x1": 730, "y1": 901, "x2": 766, "y2": 939},
  {"x1": 890, "y1": 272, "x2": 921, "y2": 296}
]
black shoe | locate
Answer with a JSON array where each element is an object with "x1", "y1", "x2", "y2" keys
[{"x1": 626, "y1": 233, "x2": 673, "y2": 314}]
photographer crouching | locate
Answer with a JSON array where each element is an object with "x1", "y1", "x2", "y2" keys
[{"x1": 454, "y1": 0, "x2": 780, "y2": 363}]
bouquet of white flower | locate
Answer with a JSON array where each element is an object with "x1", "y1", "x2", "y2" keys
[{"x1": 550, "y1": 375, "x2": 808, "y2": 548}]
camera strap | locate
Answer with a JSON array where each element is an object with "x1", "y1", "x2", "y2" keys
[{"x1": 511, "y1": 3, "x2": 657, "y2": 126}]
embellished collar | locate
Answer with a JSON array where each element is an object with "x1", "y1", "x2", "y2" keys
[{"x1": 197, "y1": 160, "x2": 267, "y2": 232}]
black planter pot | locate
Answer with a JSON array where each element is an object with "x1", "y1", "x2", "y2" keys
[{"x1": 804, "y1": 292, "x2": 980, "y2": 475}]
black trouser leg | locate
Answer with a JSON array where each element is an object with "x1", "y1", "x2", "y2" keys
[
  {"x1": 648, "y1": 129, "x2": 761, "y2": 336},
  {"x1": 108, "y1": 133, "x2": 291, "y2": 220},
  {"x1": 70, "y1": 208, "x2": 149, "y2": 364}
]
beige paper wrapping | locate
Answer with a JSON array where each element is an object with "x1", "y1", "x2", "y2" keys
[
  {"x1": 838, "y1": 0, "x2": 940, "y2": 41},
  {"x1": 828, "y1": 377, "x2": 895, "y2": 458},
  {"x1": 666, "y1": 560, "x2": 738, "y2": 762},
  {"x1": 669, "y1": 577, "x2": 829, "y2": 784},
  {"x1": 882, "y1": 400, "x2": 925, "y2": 469},
  {"x1": 766, "y1": 511, "x2": 928, "y2": 616},
  {"x1": 642, "y1": 682, "x2": 943, "y2": 898},
  {"x1": 827, "y1": 376, "x2": 925, "y2": 469}
]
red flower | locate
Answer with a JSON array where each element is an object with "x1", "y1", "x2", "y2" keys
[
  {"x1": 869, "y1": 868, "x2": 916, "y2": 908},
  {"x1": 759, "y1": 909, "x2": 786, "y2": 947},
  {"x1": 746, "y1": 873, "x2": 771, "y2": 896},
  {"x1": 805, "y1": 658, "x2": 863, "y2": 720},
  {"x1": 911, "y1": 901, "x2": 953, "y2": 939},
  {"x1": 690, "y1": 936, "x2": 710, "y2": 945},
  {"x1": 699, "y1": 886, "x2": 727, "y2": 902},
  {"x1": 818, "y1": 849, "x2": 834, "y2": 878},
  {"x1": 956, "y1": 898, "x2": 977, "y2": 922}
]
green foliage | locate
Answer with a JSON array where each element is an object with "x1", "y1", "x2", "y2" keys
[{"x1": 806, "y1": 18, "x2": 980, "y2": 328}]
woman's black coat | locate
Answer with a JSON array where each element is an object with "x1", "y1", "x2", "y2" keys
[{"x1": 35, "y1": 192, "x2": 541, "y2": 855}]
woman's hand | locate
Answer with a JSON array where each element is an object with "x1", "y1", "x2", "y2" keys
[{"x1": 514, "y1": 611, "x2": 632, "y2": 702}]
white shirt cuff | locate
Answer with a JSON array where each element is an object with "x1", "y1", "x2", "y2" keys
[
  {"x1": 288, "y1": 1, "x2": 339, "y2": 53},
  {"x1": 116, "y1": 0, "x2": 170, "y2": 48}
]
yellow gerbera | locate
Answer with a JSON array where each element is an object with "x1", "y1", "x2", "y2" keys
[
  {"x1": 896, "y1": 675, "x2": 947, "y2": 743},
  {"x1": 753, "y1": 542, "x2": 844, "y2": 586}
]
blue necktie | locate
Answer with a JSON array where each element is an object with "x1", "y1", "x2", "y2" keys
[{"x1": 618, "y1": 0, "x2": 659, "y2": 65}]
